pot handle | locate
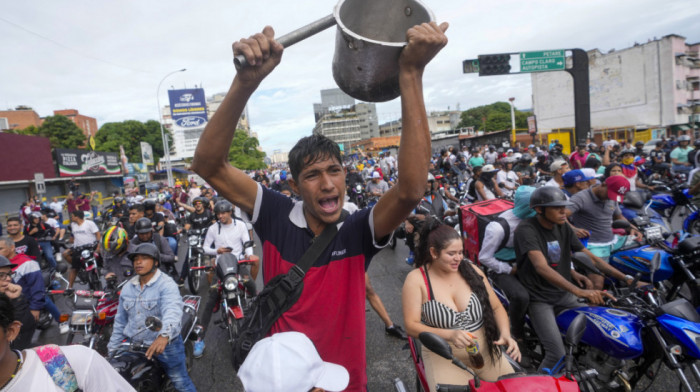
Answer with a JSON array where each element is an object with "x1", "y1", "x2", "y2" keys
[{"x1": 234, "y1": 14, "x2": 337, "y2": 69}]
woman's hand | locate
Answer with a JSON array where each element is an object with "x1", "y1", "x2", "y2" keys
[
  {"x1": 446, "y1": 329, "x2": 475, "y2": 349},
  {"x1": 494, "y1": 335, "x2": 521, "y2": 362}
]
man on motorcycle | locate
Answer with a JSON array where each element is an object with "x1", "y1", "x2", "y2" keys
[
  {"x1": 143, "y1": 199, "x2": 165, "y2": 236},
  {"x1": 5, "y1": 217, "x2": 41, "y2": 260},
  {"x1": 513, "y1": 155, "x2": 536, "y2": 185},
  {"x1": 566, "y1": 176, "x2": 644, "y2": 289},
  {"x1": 108, "y1": 243, "x2": 196, "y2": 392},
  {"x1": 125, "y1": 203, "x2": 145, "y2": 239},
  {"x1": 561, "y1": 169, "x2": 594, "y2": 198},
  {"x1": 544, "y1": 160, "x2": 569, "y2": 188},
  {"x1": 671, "y1": 134, "x2": 694, "y2": 175},
  {"x1": 514, "y1": 187, "x2": 615, "y2": 371},
  {"x1": 178, "y1": 197, "x2": 216, "y2": 285},
  {"x1": 64, "y1": 210, "x2": 101, "y2": 290},
  {"x1": 103, "y1": 226, "x2": 131, "y2": 283},
  {"x1": 196, "y1": 200, "x2": 258, "y2": 357},
  {"x1": 129, "y1": 217, "x2": 177, "y2": 278},
  {"x1": 191, "y1": 20, "x2": 447, "y2": 391},
  {"x1": 25, "y1": 212, "x2": 57, "y2": 269},
  {"x1": 366, "y1": 171, "x2": 389, "y2": 196}
]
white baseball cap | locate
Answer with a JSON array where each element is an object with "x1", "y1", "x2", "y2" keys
[
  {"x1": 238, "y1": 331, "x2": 350, "y2": 392},
  {"x1": 371, "y1": 171, "x2": 381, "y2": 179}
]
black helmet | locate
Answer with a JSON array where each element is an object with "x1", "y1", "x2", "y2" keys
[
  {"x1": 128, "y1": 242, "x2": 160, "y2": 264},
  {"x1": 134, "y1": 217, "x2": 153, "y2": 234},
  {"x1": 143, "y1": 199, "x2": 156, "y2": 211},
  {"x1": 30, "y1": 211, "x2": 42, "y2": 221},
  {"x1": 193, "y1": 197, "x2": 208, "y2": 206},
  {"x1": 214, "y1": 200, "x2": 233, "y2": 215},
  {"x1": 635, "y1": 141, "x2": 644, "y2": 148},
  {"x1": 520, "y1": 154, "x2": 533, "y2": 163},
  {"x1": 530, "y1": 187, "x2": 573, "y2": 208},
  {"x1": 694, "y1": 139, "x2": 700, "y2": 147}
]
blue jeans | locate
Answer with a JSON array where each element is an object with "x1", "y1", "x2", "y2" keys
[
  {"x1": 156, "y1": 335, "x2": 196, "y2": 392},
  {"x1": 38, "y1": 241, "x2": 57, "y2": 269},
  {"x1": 45, "y1": 296, "x2": 61, "y2": 321},
  {"x1": 167, "y1": 237, "x2": 178, "y2": 255}
]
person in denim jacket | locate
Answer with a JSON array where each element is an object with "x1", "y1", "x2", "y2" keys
[{"x1": 108, "y1": 243, "x2": 196, "y2": 392}]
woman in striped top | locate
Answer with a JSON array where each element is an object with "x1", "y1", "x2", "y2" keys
[{"x1": 402, "y1": 219, "x2": 519, "y2": 390}]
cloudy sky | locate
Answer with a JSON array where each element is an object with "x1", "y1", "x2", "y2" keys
[{"x1": 2, "y1": 0, "x2": 699, "y2": 154}]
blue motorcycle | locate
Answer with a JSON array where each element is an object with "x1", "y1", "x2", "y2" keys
[{"x1": 650, "y1": 183, "x2": 700, "y2": 234}]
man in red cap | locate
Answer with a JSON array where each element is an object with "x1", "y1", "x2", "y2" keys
[{"x1": 566, "y1": 175, "x2": 643, "y2": 288}]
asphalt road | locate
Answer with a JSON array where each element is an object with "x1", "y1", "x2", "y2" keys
[{"x1": 34, "y1": 231, "x2": 700, "y2": 391}]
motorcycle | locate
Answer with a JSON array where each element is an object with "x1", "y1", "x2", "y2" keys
[
  {"x1": 407, "y1": 314, "x2": 593, "y2": 392},
  {"x1": 58, "y1": 277, "x2": 123, "y2": 355},
  {"x1": 349, "y1": 183, "x2": 366, "y2": 208},
  {"x1": 650, "y1": 183, "x2": 700, "y2": 234},
  {"x1": 71, "y1": 242, "x2": 103, "y2": 290},
  {"x1": 108, "y1": 301, "x2": 202, "y2": 392},
  {"x1": 186, "y1": 228, "x2": 208, "y2": 295},
  {"x1": 209, "y1": 251, "x2": 257, "y2": 365},
  {"x1": 36, "y1": 262, "x2": 70, "y2": 330},
  {"x1": 554, "y1": 253, "x2": 700, "y2": 391}
]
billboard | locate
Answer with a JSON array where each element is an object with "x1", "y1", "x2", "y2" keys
[
  {"x1": 140, "y1": 142, "x2": 154, "y2": 165},
  {"x1": 55, "y1": 148, "x2": 121, "y2": 177},
  {"x1": 126, "y1": 163, "x2": 149, "y2": 183},
  {"x1": 168, "y1": 88, "x2": 208, "y2": 158}
]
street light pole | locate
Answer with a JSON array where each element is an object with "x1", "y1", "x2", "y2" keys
[
  {"x1": 157, "y1": 68, "x2": 186, "y2": 187},
  {"x1": 508, "y1": 97, "x2": 516, "y2": 145}
]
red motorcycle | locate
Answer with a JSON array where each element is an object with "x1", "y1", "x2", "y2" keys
[
  {"x1": 54, "y1": 277, "x2": 124, "y2": 355},
  {"x1": 405, "y1": 314, "x2": 596, "y2": 392}
]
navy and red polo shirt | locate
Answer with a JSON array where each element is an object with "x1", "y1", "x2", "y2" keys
[{"x1": 246, "y1": 184, "x2": 387, "y2": 391}]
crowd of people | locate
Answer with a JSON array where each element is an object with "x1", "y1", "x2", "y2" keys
[{"x1": 1, "y1": 18, "x2": 699, "y2": 392}]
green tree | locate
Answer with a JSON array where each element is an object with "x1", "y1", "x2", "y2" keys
[
  {"x1": 15, "y1": 115, "x2": 85, "y2": 149},
  {"x1": 458, "y1": 102, "x2": 528, "y2": 132},
  {"x1": 227, "y1": 131, "x2": 266, "y2": 170},
  {"x1": 94, "y1": 120, "x2": 171, "y2": 164}
]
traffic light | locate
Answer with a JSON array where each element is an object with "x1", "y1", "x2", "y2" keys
[{"x1": 478, "y1": 54, "x2": 512, "y2": 76}]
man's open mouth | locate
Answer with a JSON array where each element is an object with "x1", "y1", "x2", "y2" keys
[{"x1": 319, "y1": 197, "x2": 339, "y2": 214}]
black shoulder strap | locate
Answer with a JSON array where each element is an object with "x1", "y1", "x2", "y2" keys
[
  {"x1": 294, "y1": 209, "x2": 349, "y2": 275},
  {"x1": 497, "y1": 218, "x2": 510, "y2": 251},
  {"x1": 422, "y1": 266, "x2": 436, "y2": 301}
]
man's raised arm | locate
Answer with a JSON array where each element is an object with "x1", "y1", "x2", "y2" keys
[
  {"x1": 191, "y1": 26, "x2": 284, "y2": 216},
  {"x1": 373, "y1": 22, "x2": 449, "y2": 240}
]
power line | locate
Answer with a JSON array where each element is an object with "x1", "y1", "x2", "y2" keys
[{"x1": 0, "y1": 15, "x2": 153, "y2": 74}]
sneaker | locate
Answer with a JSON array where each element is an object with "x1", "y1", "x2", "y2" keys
[
  {"x1": 193, "y1": 339, "x2": 205, "y2": 358},
  {"x1": 385, "y1": 324, "x2": 408, "y2": 340},
  {"x1": 59, "y1": 322, "x2": 70, "y2": 335}
]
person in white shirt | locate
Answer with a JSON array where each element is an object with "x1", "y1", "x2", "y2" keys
[
  {"x1": 496, "y1": 158, "x2": 520, "y2": 197},
  {"x1": 544, "y1": 160, "x2": 570, "y2": 189},
  {"x1": 197, "y1": 200, "x2": 258, "y2": 357},
  {"x1": 49, "y1": 197, "x2": 65, "y2": 224},
  {"x1": 64, "y1": 210, "x2": 100, "y2": 289},
  {"x1": 484, "y1": 146, "x2": 498, "y2": 165}
]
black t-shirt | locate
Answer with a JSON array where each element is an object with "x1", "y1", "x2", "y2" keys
[
  {"x1": 14, "y1": 236, "x2": 41, "y2": 260},
  {"x1": 187, "y1": 210, "x2": 214, "y2": 231},
  {"x1": 514, "y1": 165, "x2": 536, "y2": 185},
  {"x1": 145, "y1": 212, "x2": 165, "y2": 230},
  {"x1": 515, "y1": 217, "x2": 583, "y2": 303},
  {"x1": 649, "y1": 149, "x2": 666, "y2": 164}
]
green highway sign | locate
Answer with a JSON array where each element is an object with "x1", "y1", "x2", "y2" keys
[
  {"x1": 462, "y1": 59, "x2": 480, "y2": 74},
  {"x1": 520, "y1": 50, "x2": 565, "y2": 72}
]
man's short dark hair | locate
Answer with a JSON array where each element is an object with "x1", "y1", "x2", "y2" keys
[
  {"x1": 6, "y1": 217, "x2": 21, "y2": 225},
  {"x1": 0, "y1": 293, "x2": 16, "y2": 330},
  {"x1": 288, "y1": 134, "x2": 342, "y2": 180},
  {"x1": 71, "y1": 210, "x2": 84, "y2": 220},
  {"x1": 129, "y1": 203, "x2": 145, "y2": 213}
]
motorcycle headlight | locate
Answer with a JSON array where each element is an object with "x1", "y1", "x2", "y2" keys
[
  {"x1": 70, "y1": 310, "x2": 94, "y2": 326},
  {"x1": 355, "y1": 185, "x2": 362, "y2": 192},
  {"x1": 188, "y1": 237, "x2": 199, "y2": 246},
  {"x1": 80, "y1": 250, "x2": 91, "y2": 259},
  {"x1": 224, "y1": 276, "x2": 238, "y2": 291},
  {"x1": 450, "y1": 188, "x2": 457, "y2": 196}
]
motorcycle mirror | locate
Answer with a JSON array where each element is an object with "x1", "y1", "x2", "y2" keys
[
  {"x1": 650, "y1": 252, "x2": 661, "y2": 273},
  {"x1": 419, "y1": 332, "x2": 454, "y2": 361},
  {"x1": 612, "y1": 220, "x2": 631, "y2": 230},
  {"x1": 565, "y1": 313, "x2": 587, "y2": 347},
  {"x1": 57, "y1": 262, "x2": 68, "y2": 274},
  {"x1": 145, "y1": 316, "x2": 163, "y2": 332},
  {"x1": 571, "y1": 252, "x2": 603, "y2": 276}
]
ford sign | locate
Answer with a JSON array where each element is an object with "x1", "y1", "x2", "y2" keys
[
  {"x1": 180, "y1": 93, "x2": 195, "y2": 102},
  {"x1": 175, "y1": 116, "x2": 206, "y2": 128}
]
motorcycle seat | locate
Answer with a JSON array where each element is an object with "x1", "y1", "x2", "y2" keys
[
  {"x1": 679, "y1": 236, "x2": 700, "y2": 255},
  {"x1": 660, "y1": 298, "x2": 700, "y2": 323}
]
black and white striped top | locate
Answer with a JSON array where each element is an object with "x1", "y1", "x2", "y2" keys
[{"x1": 419, "y1": 267, "x2": 484, "y2": 332}]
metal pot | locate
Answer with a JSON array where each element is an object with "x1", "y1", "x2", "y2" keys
[{"x1": 332, "y1": 0, "x2": 435, "y2": 102}]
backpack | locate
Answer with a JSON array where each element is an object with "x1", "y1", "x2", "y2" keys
[
  {"x1": 33, "y1": 344, "x2": 82, "y2": 392},
  {"x1": 459, "y1": 199, "x2": 514, "y2": 265}
]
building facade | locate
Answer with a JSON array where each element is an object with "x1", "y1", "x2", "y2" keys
[
  {"x1": 312, "y1": 88, "x2": 379, "y2": 151},
  {"x1": 0, "y1": 108, "x2": 42, "y2": 131},
  {"x1": 531, "y1": 34, "x2": 700, "y2": 136},
  {"x1": 53, "y1": 109, "x2": 98, "y2": 139}
]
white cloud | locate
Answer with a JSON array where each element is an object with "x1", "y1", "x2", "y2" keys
[{"x1": 1, "y1": 0, "x2": 698, "y2": 154}]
